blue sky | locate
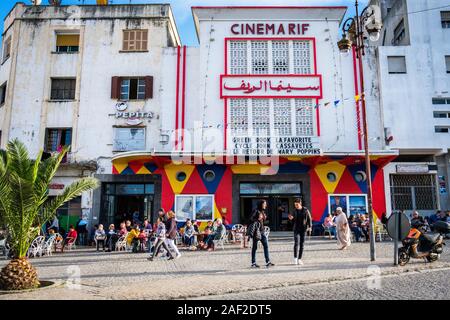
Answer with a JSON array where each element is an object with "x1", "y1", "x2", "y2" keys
[{"x1": 0, "y1": 0, "x2": 369, "y2": 45}]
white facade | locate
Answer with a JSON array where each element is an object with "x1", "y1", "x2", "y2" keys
[
  {"x1": 369, "y1": 0, "x2": 450, "y2": 214},
  {"x1": 0, "y1": 3, "x2": 181, "y2": 226}
]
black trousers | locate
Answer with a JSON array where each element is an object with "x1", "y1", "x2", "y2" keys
[{"x1": 294, "y1": 229, "x2": 306, "y2": 259}]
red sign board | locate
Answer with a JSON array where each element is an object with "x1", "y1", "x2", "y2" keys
[{"x1": 220, "y1": 75, "x2": 322, "y2": 99}]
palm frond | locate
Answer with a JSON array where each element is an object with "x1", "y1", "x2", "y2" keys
[{"x1": 40, "y1": 177, "x2": 99, "y2": 222}]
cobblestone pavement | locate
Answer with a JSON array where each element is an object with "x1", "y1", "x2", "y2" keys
[{"x1": 1, "y1": 238, "x2": 449, "y2": 300}]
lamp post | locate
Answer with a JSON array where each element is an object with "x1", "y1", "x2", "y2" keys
[{"x1": 337, "y1": 0, "x2": 382, "y2": 262}]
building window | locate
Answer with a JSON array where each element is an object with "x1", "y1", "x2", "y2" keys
[
  {"x1": 433, "y1": 111, "x2": 450, "y2": 118},
  {"x1": 273, "y1": 99, "x2": 292, "y2": 136},
  {"x1": 176, "y1": 172, "x2": 187, "y2": 182},
  {"x1": 56, "y1": 33, "x2": 79, "y2": 53},
  {"x1": 435, "y1": 126, "x2": 449, "y2": 133},
  {"x1": 45, "y1": 128, "x2": 72, "y2": 153},
  {"x1": 229, "y1": 99, "x2": 249, "y2": 136},
  {"x1": 329, "y1": 194, "x2": 368, "y2": 216},
  {"x1": 441, "y1": 11, "x2": 450, "y2": 28},
  {"x1": 390, "y1": 175, "x2": 438, "y2": 211},
  {"x1": 50, "y1": 78, "x2": 76, "y2": 100},
  {"x1": 387, "y1": 56, "x2": 407, "y2": 74},
  {"x1": 432, "y1": 97, "x2": 450, "y2": 105},
  {"x1": 113, "y1": 127, "x2": 145, "y2": 152},
  {"x1": 392, "y1": 19, "x2": 405, "y2": 45},
  {"x1": 327, "y1": 172, "x2": 337, "y2": 182},
  {"x1": 230, "y1": 41, "x2": 248, "y2": 75},
  {"x1": 175, "y1": 195, "x2": 214, "y2": 222},
  {"x1": 272, "y1": 41, "x2": 289, "y2": 74},
  {"x1": 293, "y1": 40, "x2": 312, "y2": 74},
  {"x1": 251, "y1": 41, "x2": 269, "y2": 74},
  {"x1": 203, "y1": 170, "x2": 216, "y2": 182},
  {"x1": 229, "y1": 98, "x2": 314, "y2": 139},
  {"x1": 295, "y1": 99, "x2": 314, "y2": 136},
  {"x1": 446, "y1": 56, "x2": 450, "y2": 73},
  {"x1": 0, "y1": 82, "x2": 6, "y2": 106},
  {"x1": 252, "y1": 99, "x2": 270, "y2": 136},
  {"x1": 111, "y1": 76, "x2": 153, "y2": 100},
  {"x1": 2, "y1": 36, "x2": 11, "y2": 63},
  {"x1": 120, "y1": 78, "x2": 145, "y2": 100},
  {"x1": 122, "y1": 29, "x2": 148, "y2": 52}
]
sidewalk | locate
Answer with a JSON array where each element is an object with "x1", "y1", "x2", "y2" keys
[{"x1": 1, "y1": 238, "x2": 449, "y2": 300}]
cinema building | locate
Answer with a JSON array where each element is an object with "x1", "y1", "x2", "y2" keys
[{"x1": 108, "y1": 6, "x2": 398, "y2": 230}]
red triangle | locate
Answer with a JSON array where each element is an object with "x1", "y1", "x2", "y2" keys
[
  {"x1": 128, "y1": 160, "x2": 145, "y2": 174},
  {"x1": 180, "y1": 168, "x2": 209, "y2": 194},
  {"x1": 372, "y1": 169, "x2": 386, "y2": 218},
  {"x1": 309, "y1": 170, "x2": 329, "y2": 222},
  {"x1": 334, "y1": 169, "x2": 362, "y2": 194},
  {"x1": 214, "y1": 168, "x2": 233, "y2": 222},
  {"x1": 156, "y1": 168, "x2": 175, "y2": 212}
]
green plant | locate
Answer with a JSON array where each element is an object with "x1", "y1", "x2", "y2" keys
[{"x1": 0, "y1": 139, "x2": 98, "y2": 290}]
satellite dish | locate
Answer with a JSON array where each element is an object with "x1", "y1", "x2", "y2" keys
[{"x1": 32, "y1": 0, "x2": 42, "y2": 5}]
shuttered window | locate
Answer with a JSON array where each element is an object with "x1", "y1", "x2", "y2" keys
[
  {"x1": 2, "y1": 36, "x2": 11, "y2": 62},
  {"x1": 56, "y1": 34, "x2": 79, "y2": 53},
  {"x1": 111, "y1": 76, "x2": 153, "y2": 100},
  {"x1": 51, "y1": 78, "x2": 76, "y2": 100},
  {"x1": 388, "y1": 56, "x2": 407, "y2": 74},
  {"x1": 441, "y1": 11, "x2": 450, "y2": 28},
  {"x1": 122, "y1": 30, "x2": 148, "y2": 52}
]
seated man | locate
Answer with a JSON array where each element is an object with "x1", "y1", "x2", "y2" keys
[
  {"x1": 207, "y1": 219, "x2": 226, "y2": 251},
  {"x1": 200, "y1": 221, "x2": 214, "y2": 249}
]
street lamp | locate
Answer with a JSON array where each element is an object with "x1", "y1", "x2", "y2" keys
[{"x1": 337, "y1": 0, "x2": 382, "y2": 262}]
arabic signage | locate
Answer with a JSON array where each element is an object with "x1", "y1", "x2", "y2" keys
[
  {"x1": 231, "y1": 136, "x2": 321, "y2": 156},
  {"x1": 110, "y1": 102, "x2": 154, "y2": 126},
  {"x1": 220, "y1": 75, "x2": 322, "y2": 99},
  {"x1": 396, "y1": 164, "x2": 430, "y2": 174}
]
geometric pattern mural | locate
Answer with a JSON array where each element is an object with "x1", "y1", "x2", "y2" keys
[{"x1": 112, "y1": 155, "x2": 396, "y2": 225}]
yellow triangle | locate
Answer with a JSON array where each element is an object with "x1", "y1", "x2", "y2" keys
[
  {"x1": 314, "y1": 161, "x2": 346, "y2": 193},
  {"x1": 136, "y1": 166, "x2": 151, "y2": 175},
  {"x1": 113, "y1": 162, "x2": 128, "y2": 174},
  {"x1": 164, "y1": 164, "x2": 195, "y2": 194}
]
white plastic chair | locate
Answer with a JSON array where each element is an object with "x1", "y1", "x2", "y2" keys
[
  {"x1": 27, "y1": 236, "x2": 45, "y2": 258},
  {"x1": 42, "y1": 236, "x2": 56, "y2": 256},
  {"x1": 213, "y1": 231, "x2": 228, "y2": 250},
  {"x1": 115, "y1": 235, "x2": 127, "y2": 252},
  {"x1": 232, "y1": 224, "x2": 246, "y2": 244},
  {"x1": 0, "y1": 238, "x2": 8, "y2": 256}
]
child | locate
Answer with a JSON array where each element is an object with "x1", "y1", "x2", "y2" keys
[{"x1": 147, "y1": 218, "x2": 174, "y2": 261}]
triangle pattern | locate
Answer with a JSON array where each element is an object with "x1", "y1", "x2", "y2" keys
[
  {"x1": 334, "y1": 169, "x2": 363, "y2": 194},
  {"x1": 144, "y1": 162, "x2": 159, "y2": 174},
  {"x1": 197, "y1": 164, "x2": 227, "y2": 194},
  {"x1": 181, "y1": 169, "x2": 209, "y2": 194},
  {"x1": 314, "y1": 161, "x2": 347, "y2": 194},
  {"x1": 164, "y1": 163, "x2": 195, "y2": 194}
]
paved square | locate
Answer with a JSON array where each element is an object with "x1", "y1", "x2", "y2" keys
[{"x1": 1, "y1": 238, "x2": 449, "y2": 300}]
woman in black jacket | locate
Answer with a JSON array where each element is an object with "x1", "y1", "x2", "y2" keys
[{"x1": 248, "y1": 200, "x2": 274, "y2": 268}]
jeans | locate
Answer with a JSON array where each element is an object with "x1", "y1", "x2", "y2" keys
[
  {"x1": 184, "y1": 235, "x2": 194, "y2": 246},
  {"x1": 96, "y1": 239, "x2": 105, "y2": 251},
  {"x1": 251, "y1": 235, "x2": 270, "y2": 265},
  {"x1": 294, "y1": 230, "x2": 306, "y2": 259},
  {"x1": 351, "y1": 226, "x2": 362, "y2": 241}
]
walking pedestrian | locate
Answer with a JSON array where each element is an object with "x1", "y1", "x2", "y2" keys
[
  {"x1": 165, "y1": 210, "x2": 181, "y2": 259},
  {"x1": 147, "y1": 217, "x2": 174, "y2": 261},
  {"x1": 335, "y1": 207, "x2": 351, "y2": 250},
  {"x1": 288, "y1": 198, "x2": 312, "y2": 266},
  {"x1": 248, "y1": 200, "x2": 274, "y2": 268}
]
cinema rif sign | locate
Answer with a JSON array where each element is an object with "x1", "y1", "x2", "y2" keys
[{"x1": 220, "y1": 75, "x2": 322, "y2": 99}]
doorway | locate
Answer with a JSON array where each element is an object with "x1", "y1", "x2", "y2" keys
[{"x1": 240, "y1": 196, "x2": 298, "y2": 231}]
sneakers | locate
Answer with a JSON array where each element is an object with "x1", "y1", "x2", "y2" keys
[
  {"x1": 266, "y1": 262, "x2": 275, "y2": 267},
  {"x1": 176, "y1": 253, "x2": 182, "y2": 259},
  {"x1": 298, "y1": 260, "x2": 304, "y2": 265},
  {"x1": 167, "y1": 256, "x2": 174, "y2": 260},
  {"x1": 294, "y1": 258, "x2": 299, "y2": 265},
  {"x1": 251, "y1": 263, "x2": 260, "y2": 268},
  {"x1": 147, "y1": 257, "x2": 154, "y2": 261}
]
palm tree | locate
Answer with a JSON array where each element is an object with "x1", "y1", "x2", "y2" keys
[{"x1": 0, "y1": 139, "x2": 99, "y2": 290}]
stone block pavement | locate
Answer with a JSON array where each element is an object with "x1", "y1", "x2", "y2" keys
[{"x1": 1, "y1": 237, "x2": 449, "y2": 300}]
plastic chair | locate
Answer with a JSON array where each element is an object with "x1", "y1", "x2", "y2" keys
[
  {"x1": 42, "y1": 236, "x2": 56, "y2": 256},
  {"x1": 115, "y1": 235, "x2": 127, "y2": 252},
  {"x1": 213, "y1": 231, "x2": 228, "y2": 250},
  {"x1": 323, "y1": 224, "x2": 333, "y2": 240},
  {"x1": 27, "y1": 236, "x2": 45, "y2": 258}
]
